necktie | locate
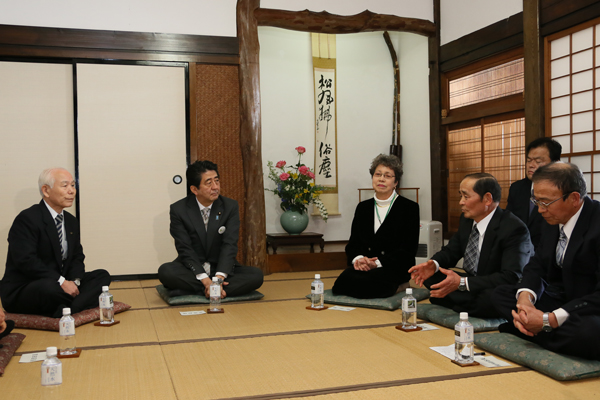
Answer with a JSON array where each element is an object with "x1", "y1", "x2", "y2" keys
[
  {"x1": 463, "y1": 223, "x2": 479, "y2": 275},
  {"x1": 556, "y1": 226, "x2": 567, "y2": 267},
  {"x1": 55, "y1": 214, "x2": 66, "y2": 260},
  {"x1": 201, "y1": 208, "x2": 210, "y2": 230}
]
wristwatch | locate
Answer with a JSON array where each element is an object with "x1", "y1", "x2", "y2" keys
[
  {"x1": 458, "y1": 277, "x2": 467, "y2": 291},
  {"x1": 542, "y1": 312, "x2": 553, "y2": 332}
]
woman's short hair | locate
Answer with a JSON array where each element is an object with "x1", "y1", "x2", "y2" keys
[{"x1": 369, "y1": 154, "x2": 403, "y2": 184}]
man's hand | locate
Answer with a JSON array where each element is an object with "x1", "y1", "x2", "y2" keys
[
  {"x1": 353, "y1": 256, "x2": 378, "y2": 271},
  {"x1": 61, "y1": 280, "x2": 79, "y2": 297},
  {"x1": 0, "y1": 308, "x2": 6, "y2": 334},
  {"x1": 203, "y1": 278, "x2": 229, "y2": 299},
  {"x1": 429, "y1": 268, "x2": 460, "y2": 298},
  {"x1": 408, "y1": 260, "x2": 436, "y2": 286},
  {"x1": 511, "y1": 292, "x2": 546, "y2": 336}
]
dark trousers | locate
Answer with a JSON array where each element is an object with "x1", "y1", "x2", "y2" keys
[
  {"x1": 158, "y1": 261, "x2": 263, "y2": 297},
  {"x1": 492, "y1": 284, "x2": 600, "y2": 360},
  {"x1": 332, "y1": 267, "x2": 406, "y2": 299},
  {"x1": 424, "y1": 271, "x2": 501, "y2": 318},
  {"x1": 3, "y1": 269, "x2": 111, "y2": 318}
]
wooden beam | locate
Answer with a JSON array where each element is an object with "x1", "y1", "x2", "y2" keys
[
  {"x1": 254, "y1": 8, "x2": 435, "y2": 37},
  {"x1": 237, "y1": 0, "x2": 268, "y2": 274},
  {"x1": 524, "y1": 0, "x2": 545, "y2": 143}
]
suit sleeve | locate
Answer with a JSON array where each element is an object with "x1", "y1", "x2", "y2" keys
[
  {"x1": 215, "y1": 200, "x2": 240, "y2": 276},
  {"x1": 7, "y1": 212, "x2": 61, "y2": 281},
  {"x1": 64, "y1": 214, "x2": 85, "y2": 281},
  {"x1": 345, "y1": 203, "x2": 369, "y2": 266},
  {"x1": 169, "y1": 204, "x2": 204, "y2": 273},
  {"x1": 376, "y1": 200, "x2": 420, "y2": 270},
  {"x1": 505, "y1": 183, "x2": 516, "y2": 213}
]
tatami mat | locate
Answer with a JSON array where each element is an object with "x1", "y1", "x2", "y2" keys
[
  {"x1": 140, "y1": 279, "x2": 162, "y2": 288},
  {"x1": 110, "y1": 280, "x2": 142, "y2": 289},
  {"x1": 111, "y1": 287, "x2": 149, "y2": 309},
  {"x1": 2, "y1": 346, "x2": 177, "y2": 400},
  {"x1": 144, "y1": 287, "x2": 171, "y2": 309},
  {"x1": 259, "y1": 278, "x2": 335, "y2": 300},
  {"x1": 264, "y1": 270, "x2": 343, "y2": 281}
]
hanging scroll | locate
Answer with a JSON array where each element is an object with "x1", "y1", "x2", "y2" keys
[{"x1": 311, "y1": 33, "x2": 340, "y2": 215}]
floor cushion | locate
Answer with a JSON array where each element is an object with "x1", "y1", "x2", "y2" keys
[
  {"x1": 156, "y1": 285, "x2": 264, "y2": 306},
  {"x1": 5, "y1": 301, "x2": 131, "y2": 331},
  {"x1": 417, "y1": 303, "x2": 506, "y2": 332},
  {"x1": 0, "y1": 333, "x2": 26, "y2": 376},
  {"x1": 305, "y1": 288, "x2": 430, "y2": 311},
  {"x1": 475, "y1": 332, "x2": 600, "y2": 381}
]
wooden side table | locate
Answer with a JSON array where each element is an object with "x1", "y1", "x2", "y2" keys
[{"x1": 266, "y1": 232, "x2": 325, "y2": 254}]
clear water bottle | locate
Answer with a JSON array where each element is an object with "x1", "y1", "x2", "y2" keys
[
  {"x1": 402, "y1": 288, "x2": 417, "y2": 329},
  {"x1": 41, "y1": 347, "x2": 62, "y2": 386},
  {"x1": 209, "y1": 277, "x2": 222, "y2": 312},
  {"x1": 311, "y1": 274, "x2": 324, "y2": 308},
  {"x1": 59, "y1": 307, "x2": 76, "y2": 355},
  {"x1": 99, "y1": 285, "x2": 114, "y2": 324},
  {"x1": 455, "y1": 312, "x2": 474, "y2": 364}
]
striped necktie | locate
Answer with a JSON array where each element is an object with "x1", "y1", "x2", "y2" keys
[
  {"x1": 201, "y1": 208, "x2": 210, "y2": 230},
  {"x1": 556, "y1": 226, "x2": 567, "y2": 267},
  {"x1": 463, "y1": 224, "x2": 479, "y2": 275},
  {"x1": 55, "y1": 214, "x2": 66, "y2": 260}
]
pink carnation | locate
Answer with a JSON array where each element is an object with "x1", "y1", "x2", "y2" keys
[
  {"x1": 295, "y1": 146, "x2": 306, "y2": 154},
  {"x1": 298, "y1": 165, "x2": 309, "y2": 175},
  {"x1": 307, "y1": 171, "x2": 315, "y2": 179},
  {"x1": 275, "y1": 160, "x2": 286, "y2": 168},
  {"x1": 279, "y1": 172, "x2": 290, "y2": 181}
]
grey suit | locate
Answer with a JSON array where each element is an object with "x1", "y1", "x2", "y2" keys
[{"x1": 158, "y1": 195, "x2": 263, "y2": 296}]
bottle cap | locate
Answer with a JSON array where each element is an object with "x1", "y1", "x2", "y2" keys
[
  {"x1": 405, "y1": 288, "x2": 412, "y2": 294},
  {"x1": 62, "y1": 308, "x2": 71, "y2": 316},
  {"x1": 460, "y1": 312, "x2": 468, "y2": 320},
  {"x1": 212, "y1": 277, "x2": 219, "y2": 282},
  {"x1": 46, "y1": 347, "x2": 58, "y2": 357},
  {"x1": 102, "y1": 286, "x2": 109, "y2": 292},
  {"x1": 315, "y1": 274, "x2": 321, "y2": 279}
]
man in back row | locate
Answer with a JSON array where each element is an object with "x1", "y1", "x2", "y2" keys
[
  {"x1": 493, "y1": 162, "x2": 600, "y2": 360},
  {"x1": 158, "y1": 160, "x2": 263, "y2": 298},
  {"x1": 506, "y1": 137, "x2": 562, "y2": 249},
  {"x1": 409, "y1": 173, "x2": 533, "y2": 318},
  {"x1": 1, "y1": 168, "x2": 111, "y2": 318}
]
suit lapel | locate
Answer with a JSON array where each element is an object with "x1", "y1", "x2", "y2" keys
[
  {"x1": 40, "y1": 201, "x2": 63, "y2": 268},
  {"x1": 186, "y1": 196, "x2": 208, "y2": 249},
  {"x1": 206, "y1": 197, "x2": 223, "y2": 252},
  {"x1": 562, "y1": 198, "x2": 591, "y2": 270},
  {"x1": 477, "y1": 208, "x2": 501, "y2": 274}
]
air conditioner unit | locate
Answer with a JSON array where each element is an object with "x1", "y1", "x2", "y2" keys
[{"x1": 415, "y1": 220, "x2": 443, "y2": 265}]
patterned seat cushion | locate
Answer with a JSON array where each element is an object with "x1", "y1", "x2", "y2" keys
[
  {"x1": 0, "y1": 333, "x2": 26, "y2": 376},
  {"x1": 5, "y1": 301, "x2": 131, "y2": 331},
  {"x1": 417, "y1": 303, "x2": 506, "y2": 332},
  {"x1": 475, "y1": 332, "x2": 600, "y2": 381},
  {"x1": 156, "y1": 285, "x2": 264, "y2": 306},
  {"x1": 305, "y1": 288, "x2": 430, "y2": 311}
]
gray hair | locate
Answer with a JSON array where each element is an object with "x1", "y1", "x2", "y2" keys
[
  {"x1": 532, "y1": 162, "x2": 587, "y2": 198},
  {"x1": 369, "y1": 154, "x2": 403, "y2": 184},
  {"x1": 38, "y1": 168, "x2": 67, "y2": 197}
]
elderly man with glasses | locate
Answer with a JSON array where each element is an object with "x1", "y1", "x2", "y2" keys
[{"x1": 493, "y1": 162, "x2": 600, "y2": 360}]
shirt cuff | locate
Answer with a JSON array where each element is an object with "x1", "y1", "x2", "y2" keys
[
  {"x1": 553, "y1": 308, "x2": 569, "y2": 327},
  {"x1": 196, "y1": 273, "x2": 208, "y2": 281},
  {"x1": 216, "y1": 272, "x2": 228, "y2": 279},
  {"x1": 432, "y1": 260, "x2": 440, "y2": 272},
  {"x1": 516, "y1": 288, "x2": 537, "y2": 304},
  {"x1": 374, "y1": 259, "x2": 382, "y2": 268},
  {"x1": 58, "y1": 276, "x2": 65, "y2": 285},
  {"x1": 464, "y1": 277, "x2": 470, "y2": 291},
  {"x1": 352, "y1": 255, "x2": 364, "y2": 266}
]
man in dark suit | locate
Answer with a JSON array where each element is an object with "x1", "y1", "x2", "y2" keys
[
  {"x1": 506, "y1": 137, "x2": 562, "y2": 249},
  {"x1": 409, "y1": 173, "x2": 533, "y2": 317},
  {"x1": 0, "y1": 168, "x2": 111, "y2": 318},
  {"x1": 493, "y1": 162, "x2": 600, "y2": 360},
  {"x1": 158, "y1": 160, "x2": 263, "y2": 298}
]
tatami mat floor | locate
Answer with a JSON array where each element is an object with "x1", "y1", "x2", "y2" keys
[{"x1": 2, "y1": 270, "x2": 598, "y2": 399}]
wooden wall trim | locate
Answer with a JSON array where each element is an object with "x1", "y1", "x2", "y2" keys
[
  {"x1": 541, "y1": 0, "x2": 600, "y2": 36},
  {"x1": 0, "y1": 24, "x2": 239, "y2": 63}
]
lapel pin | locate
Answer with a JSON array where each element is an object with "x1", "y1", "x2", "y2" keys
[{"x1": 218, "y1": 226, "x2": 226, "y2": 234}]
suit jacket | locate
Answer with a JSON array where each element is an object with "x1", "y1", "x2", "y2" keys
[
  {"x1": 432, "y1": 207, "x2": 533, "y2": 293},
  {"x1": 1, "y1": 200, "x2": 85, "y2": 304},
  {"x1": 169, "y1": 195, "x2": 240, "y2": 276},
  {"x1": 506, "y1": 177, "x2": 547, "y2": 249},
  {"x1": 519, "y1": 197, "x2": 600, "y2": 316},
  {"x1": 345, "y1": 195, "x2": 420, "y2": 283}
]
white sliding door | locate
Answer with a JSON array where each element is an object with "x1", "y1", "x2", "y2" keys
[
  {"x1": 0, "y1": 62, "x2": 75, "y2": 278},
  {"x1": 76, "y1": 63, "x2": 187, "y2": 276}
]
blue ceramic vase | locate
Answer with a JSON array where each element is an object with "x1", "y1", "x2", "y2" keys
[{"x1": 280, "y1": 210, "x2": 309, "y2": 235}]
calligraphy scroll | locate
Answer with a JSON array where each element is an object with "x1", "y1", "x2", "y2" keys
[{"x1": 311, "y1": 33, "x2": 340, "y2": 215}]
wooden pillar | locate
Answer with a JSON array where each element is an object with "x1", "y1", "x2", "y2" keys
[
  {"x1": 237, "y1": 0, "x2": 268, "y2": 274},
  {"x1": 524, "y1": 0, "x2": 544, "y2": 143}
]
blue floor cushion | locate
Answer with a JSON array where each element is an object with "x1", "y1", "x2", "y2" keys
[
  {"x1": 475, "y1": 332, "x2": 600, "y2": 381},
  {"x1": 305, "y1": 288, "x2": 430, "y2": 311},
  {"x1": 156, "y1": 285, "x2": 264, "y2": 306},
  {"x1": 417, "y1": 303, "x2": 506, "y2": 332}
]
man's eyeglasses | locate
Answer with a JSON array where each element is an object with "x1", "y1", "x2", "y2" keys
[
  {"x1": 530, "y1": 193, "x2": 570, "y2": 209},
  {"x1": 373, "y1": 173, "x2": 395, "y2": 180}
]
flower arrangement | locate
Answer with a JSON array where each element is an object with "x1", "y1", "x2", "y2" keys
[{"x1": 266, "y1": 146, "x2": 328, "y2": 221}]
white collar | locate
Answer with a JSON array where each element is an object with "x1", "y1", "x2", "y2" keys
[
  {"x1": 43, "y1": 200, "x2": 63, "y2": 220},
  {"x1": 374, "y1": 192, "x2": 396, "y2": 207},
  {"x1": 196, "y1": 198, "x2": 213, "y2": 212},
  {"x1": 472, "y1": 206, "x2": 497, "y2": 236}
]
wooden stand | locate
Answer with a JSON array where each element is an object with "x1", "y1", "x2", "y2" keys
[
  {"x1": 395, "y1": 325, "x2": 423, "y2": 332},
  {"x1": 266, "y1": 232, "x2": 325, "y2": 254},
  {"x1": 306, "y1": 306, "x2": 328, "y2": 311},
  {"x1": 451, "y1": 359, "x2": 480, "y2": 367},
  {"x1": 57, "y1": 348, "x2": 82, "y2": 359},
  {"x1": 207, "y1": 309, "x2": 224, "y2": 314},
  {"x1": 94, "y1": 320, "x2": 120, "y2": 327}
]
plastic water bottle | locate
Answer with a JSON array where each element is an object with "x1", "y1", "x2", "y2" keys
[
  {"x1": 99, "y1": 286, "x2": 114, "y2": 324},
  {"x1": 402, "y1": 288, "x2": 417, "y2": 329},
  {"x1": 455, "y1": 312, "x2": 474, "y2": 364},
  {"x1": 59, "y1": 308, "x2": 76, "y2": 355},
  {"x1": 209, "y1": 277, "x2": 222, "y2": 312},
  {"x1": 311, "y1": 274, "x2": 324, "y2": 308},
  {"x1": 41, "y1": 347, "x2": 62, "y2": 386}
]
